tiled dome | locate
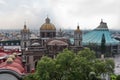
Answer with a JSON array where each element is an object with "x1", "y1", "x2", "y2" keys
[
  {"x1": 48, "y1": 40, "x2": 68, "y2": 46},
  {"x1": 0, "y1": 52, "x2": 7, "y2": 59}
]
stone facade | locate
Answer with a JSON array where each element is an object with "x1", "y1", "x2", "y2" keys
[{"x1": 21, "y1": 17, "x2": 82, "y2": 73}]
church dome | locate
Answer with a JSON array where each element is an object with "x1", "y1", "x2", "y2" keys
[
  {"x1": 0, "y1": 59, "x2": 24, "y2": 73},
  {"x1": 47, "y1": 40, "x2": 68, "y2": 46},
  {"x1": 8, "y1": 55, "x2": 15, "y2": 60},
  {"x1": 2, "y1": 66, "x2": 22, "y2": 74},
  {"x1": 6, "y1": 58, "x2": 13, "y2": 63},
  {"x1": 6, "y1": 61, "x2": 24, "y2": 73},
  {"x1": 40, "y1": 17, "x2": 56, "y2": 30},
  {"x1": 14, "y1": 58, "x2": 22, "y2": 65},
  {"x1": 0, "y1": 52, "x2": 7, "y2": 59},
  {"x1": 31, "y1": 42, "x2": 40, "y2": 46}
]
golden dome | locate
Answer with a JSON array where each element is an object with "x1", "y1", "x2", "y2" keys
[
  {"x1": 40, "y1": 17, "x2": 56, "y2": 30},
  {"x1": 13, "y1": 52, "x2": 17, "y2": 55},
  {"x1": 13, "y1": 52, "x2": 17, "y2": 57},
  {"x1": 75, "y1": 25, "x2": 82, "y2": 33},
  {"x1": 8, "y1": 55, "x2": 15, "y2": 59},
  {"x1": 6, "y1": 58, "x2": 13, "y2": 63}
]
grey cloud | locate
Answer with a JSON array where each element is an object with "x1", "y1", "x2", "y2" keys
[
  {"x1": 0, "y1": 0, "x2": 119, "y2": 30},
  {"x1": 67, "y1": 0, "x2": 119, "y2": 16}
]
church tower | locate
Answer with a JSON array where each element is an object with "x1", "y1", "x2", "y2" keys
[
  {"x1": 21, "y1": 22, "x2": 30, "y2": 49},
  {"x1": 57, "y1": 28, "x2": 64, "y2": 37},
  {"x1": 74, "y1": 25, "x2": 82, "y2": 47}
]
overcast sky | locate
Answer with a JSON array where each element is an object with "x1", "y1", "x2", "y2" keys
[{"x1": 0, "y1": 0, "x2": 119, "y2": 30}]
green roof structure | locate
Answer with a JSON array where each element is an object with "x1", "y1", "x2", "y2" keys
[{"x1": 82, "y1": 20, "x2": 119, "y2": 46}]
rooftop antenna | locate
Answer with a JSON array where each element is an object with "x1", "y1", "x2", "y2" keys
[
  {"x1": 47, "y1": 14, "x2": 49, "y2": 18},
  {"x1": 101, "y1": 19, "x2": 103, "y2": 23}
]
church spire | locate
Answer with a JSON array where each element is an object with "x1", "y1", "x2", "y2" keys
[
  {"x1": 100, "y1": 19, "x2": 103, "y2": 23},
  {"x1": 96, "y1": 19, "x2": 108, "y2": 30},
  {"x1": 45, "y1": 16, "x2": 50, "y2": 23},
  {"x1": 77, "y1": 23, "x2": 80, "y2": 30},
  {"x1": 74, "y1": 23, "x2": 82, "y2": 47},
  {"x1": 75, "y1": 23, "x2": 81, "y2": 33},
  {"x1": 24, "y1": 21, "x2": 27, "y2": 29}
]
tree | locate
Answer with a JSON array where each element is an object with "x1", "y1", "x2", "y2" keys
[
  {"x1": 105, "y1": 59, "x2": 115, "y2": 73},
  {"x1": 35, "y1": 56, "x2": 56, "y2": 80},
  {"x1": 23, "y1": 73, "x2": 36, "y2": 80},
  {"x1": 89, "y1": 72, "x2": 97, "y2": 80},
  {"x1": 23, "y1": 48, "x2": 115, "y2": 80},
  {"x1": 94, "y1": 59, "x2": 114, "y2": 79},
  {"x1": 116, "y1": 75, "x2": 120, "y2": 80},
  {"x1": 77, "y1": 48, "x2": 96, "y2": 61},
  {"x1": 55, "y1": 48, "x2": 75, "y2": 80},
  {"x1": 76, "y1": 48, "x2": 96, "y2": 79},
  {"x1": 101, "y1": 34, "x2": 106, "y2": 54},
  {"x1": 94, "y1": 59, "x2": 106, "y2": 76}
]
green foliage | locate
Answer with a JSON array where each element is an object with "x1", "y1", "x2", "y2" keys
[
  {"x1": 96, "y1": 76, "x2": 102, "y2": 80},
  {"x1": 101, "y1": 34, "x2": 106, "y2": 54},
  {"x1": 55, "y1": 48, "x2": 75, "y2": 80},
  {"x1": 111, "y1": 74, "x2": 117, "y2": 80},
  {"x1": 78, "y1": 48, "x2": 96, "y2": 61},
  {"x1": 94, "y1": 59, "x2": 115, "y2": 76},
  {"x1": 116, "y1": 75, "x2": 120, "y2": 80},
  {"x1": 24, "y1": 48, "x2": 115, "y2": 80},
  {"x1": 35, "y1": 56, "x2": 56, "y2": 80},
  {"x1": 89, "y1": 72, "x2": 97, "y2": 80},
  {"x1": 23, "y1": 73, "x2": 36, "y2": 80},
  {"x1": 94, "y1": 59, "x2": 106, "y2": 75},
  {"x1": 105, "y1": 59, "x2": 115, "y2": 73},
  {"x1": 88, "y1": 43, "x2": 98, "y2": 51},
  {"x1": 56, "y1": 48, "x2": 75, "y2": 68}
]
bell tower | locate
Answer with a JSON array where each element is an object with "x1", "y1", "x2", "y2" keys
[
  {"x1": 74, "y1": 25, "x2": 82, "y2": 47},
  {"x1": 21, "y1": 22, "x2": 30, "y2": 49}
]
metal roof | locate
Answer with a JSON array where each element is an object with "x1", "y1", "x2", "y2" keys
[
  {"x1": 82, "y1": 20, "x2": 119, "y2": 46},
  {"x1": 82, "y1": 29, "x2": 119, "y2": 46},
  {"x1": 70, "y1": 20, "x2": 120, "y2": 46}
]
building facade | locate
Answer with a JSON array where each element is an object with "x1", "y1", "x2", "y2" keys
[
  {"x1": 74, "y1": 25, "x2": 82, "y2": 47},
  {"x1": 21, "y1": 17, "x2": 80, "y2": 73},
  {"x1": 21, "y1": 23, "x2": 30, "y2": 49},
  {"x1": 82, "y1": 20, "x2": 120, "y2": 55}
]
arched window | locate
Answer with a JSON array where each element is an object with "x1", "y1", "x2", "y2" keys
[
  {"x1": 6, "y1": 43, "x2": 8, "y2": 46},
  {"x1": 16, "y1": 43, "x2": 19, "y2": 45},
  {"x1": 0, "y1": 43, "x2": 2, "y2": 46},
  {"x1": 11, "y1": 43, "x2": 14, "y2": 46}
]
